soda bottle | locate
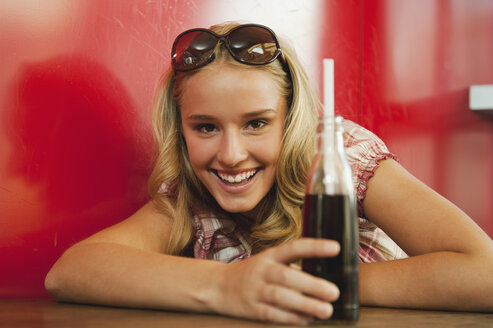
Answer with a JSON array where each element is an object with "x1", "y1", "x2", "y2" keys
[{"x1": 302, "y1": 115, "x2": 359, "y2": 322}]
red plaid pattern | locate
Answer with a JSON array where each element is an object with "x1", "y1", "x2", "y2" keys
[
  {"x1": 191, "y1": 209, "x2": 252, "y2": 263},
  {"x1": 184, "y1": 119, "x2": 407, "y2": 263}
]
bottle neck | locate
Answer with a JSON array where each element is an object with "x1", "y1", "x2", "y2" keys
[
  {"x1": 335, "y1": 116, "x2": 346, "y2": 154},
  {"x1": 306, "y1": 115, "x2": 351, "y2": 195},
  {"x1": 318, "y1": 116, "x2": 342, "y2": 155}
]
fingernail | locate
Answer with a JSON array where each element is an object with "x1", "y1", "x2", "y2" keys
[
  {"x1": 324, "y1": 241, "x2": 340, "y2": 253},
  {"x1": 318, "y1": 304, "x2": 333, "y2": 319},
  {"x1": 328, "y1": 284, "x2": 340, "y2": 301}
]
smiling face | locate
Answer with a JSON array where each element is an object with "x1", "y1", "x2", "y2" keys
[{"x1": 179, "y1": 63, "x2": 287, "y2": 215}]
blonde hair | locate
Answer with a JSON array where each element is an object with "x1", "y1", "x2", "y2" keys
[{"x1": 148, "y1": 22, "x2": 320, "y2": 255}]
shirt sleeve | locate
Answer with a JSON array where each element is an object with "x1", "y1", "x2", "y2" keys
[{"x1": 343, "y1": 119, "x2": 399, "y2": 218}]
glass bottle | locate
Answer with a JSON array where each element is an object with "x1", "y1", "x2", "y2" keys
[{"x1": 302, "y1": 115, "x2": 359, "y2": 323}]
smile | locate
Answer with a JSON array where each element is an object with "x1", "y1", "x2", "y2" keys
[{"x1": 213, "y1": 169, "x2": 259, "y2": 185}]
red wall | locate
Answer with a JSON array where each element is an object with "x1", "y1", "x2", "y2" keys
[
  {"x1": 1, "y1": 0, "x2": 492, "y2": 298},
  {"x1": 361, "y1": 0, "x2": 493, "y2": 234},
  {"x1": 321, "y1": 0, "x2": 493, "y2": 236},
  {"x1": 0, "y1": 0, "x2": 324, "y2": 298}
]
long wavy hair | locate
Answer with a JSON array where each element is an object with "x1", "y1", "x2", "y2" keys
[{"x1": 148, "y1": 22, "x2": 320, "y2": 255}]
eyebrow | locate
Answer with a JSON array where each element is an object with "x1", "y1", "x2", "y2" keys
[{"x1": 187, "y1": 109, "x2": 277, "y2": 121}]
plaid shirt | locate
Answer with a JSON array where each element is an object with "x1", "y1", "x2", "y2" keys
[{"x1": 189, "y1": 119, "x2": 407, "y2": 263}]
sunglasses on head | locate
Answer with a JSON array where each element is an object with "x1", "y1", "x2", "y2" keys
[{"x1": 171, "y1": 23, "x2": 285, "y2": 72}]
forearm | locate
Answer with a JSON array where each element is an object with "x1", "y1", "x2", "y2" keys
[
  {"x1": 45, "y1": 242, "x2": 222, "y2": 313},
  {"x1": 360, "y1": 251, "x2": 493, "y2": 312}
]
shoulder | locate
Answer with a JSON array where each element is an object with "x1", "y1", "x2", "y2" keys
[
  {"x1": 342, "y1": 120, "x2": 398, "y2": 215},
  {"x1": 342, "y1": 119, "x2": 397, "y2": 169},
  {"x1": 343, "y1": 120, "x2": 392, "y2": 157}
]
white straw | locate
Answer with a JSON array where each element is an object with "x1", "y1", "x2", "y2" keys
[{"x1": 323, "y1": 58, "x2": 334, "y2": 118}]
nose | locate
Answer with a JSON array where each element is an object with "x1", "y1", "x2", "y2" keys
[{"x1": 216, "y1": 130, "x2": 248, "y2": 167}]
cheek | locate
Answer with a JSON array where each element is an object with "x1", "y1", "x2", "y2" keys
[
  {"x1": 185, "y1": 137, "x2": 214, "y2": 169},
  {"x1": 250, "y1": 135, "x2": 283, "y2": 166},
  {"x1": 266, "y1": 143, "x2": 282, "y2": 166}
]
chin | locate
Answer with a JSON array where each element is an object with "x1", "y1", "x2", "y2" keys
[{"x1": 216, "y1": 199, "x2": 258, "y2": 214}]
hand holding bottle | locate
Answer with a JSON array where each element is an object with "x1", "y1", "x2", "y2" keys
[{"x1": 210, "y1": 238, "x2": 340, "y2": 325}]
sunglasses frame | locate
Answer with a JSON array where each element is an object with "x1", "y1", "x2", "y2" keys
[{"x1": 171, "y1": 23, "x2": 285, "y2": 72}]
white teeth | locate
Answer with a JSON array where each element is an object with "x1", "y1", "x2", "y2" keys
[{"x1": 217, "y1": 169, "x2": 257, "y2": 184}]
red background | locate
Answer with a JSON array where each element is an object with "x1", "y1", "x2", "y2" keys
[{"x1": 1, "y1": 0, "x2": 492, "y2": 298}]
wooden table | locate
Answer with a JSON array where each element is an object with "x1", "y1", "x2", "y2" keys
[{"x1": 1, "y1": 299, "x2": 492, "y2": 327}]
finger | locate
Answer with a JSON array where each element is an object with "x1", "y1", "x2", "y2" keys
[
  {"x1": 251, "y1": 302, "x2": 314, "y2": 325},
  {"x1": 260, "y1": 284, "x2": 333, "y2": 321},
  {"x1": 267, "y1": 238, "x2": 340, "y2": 264},
  {"x1": 265, "y1": 264, "x2": 339, "y2": 302},
  {"x1": 289, "y1": 263, "x2": 301, "y2": 270}
]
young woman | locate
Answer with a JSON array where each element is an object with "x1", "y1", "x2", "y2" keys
[{"x1": 45, "y1": 22, "x2": 493, "y2": 325}]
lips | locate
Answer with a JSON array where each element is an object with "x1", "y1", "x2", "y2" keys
[{"x1": 213, "y1": 168, "x2": 259, "y2": 185}]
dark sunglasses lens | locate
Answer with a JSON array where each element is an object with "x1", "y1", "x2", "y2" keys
[
  {"x1": 228, "y1": 26, "x2": 279, "y2": 64},
  {"x1": 173, "y1": 31, "x2": 217, "y2": 71}
]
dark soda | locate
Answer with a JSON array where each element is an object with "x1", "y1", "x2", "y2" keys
[{"x1": 302, "y1": 193, "x2": 359, "y2": 322}]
